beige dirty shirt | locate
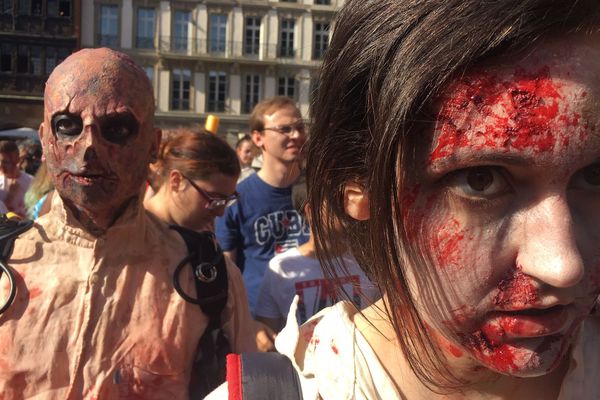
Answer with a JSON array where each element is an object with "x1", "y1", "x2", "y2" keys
[{"x1": 0, "y1": 195, "x2": 257, "y2": 399}]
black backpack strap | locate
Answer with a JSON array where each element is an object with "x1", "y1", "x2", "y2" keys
[
  {"x1": 226, "y1": 353, "x2": 304, "y2": 400},
  {"x1": 169, "y1": 225, "x2": 231, "y2": 399}
]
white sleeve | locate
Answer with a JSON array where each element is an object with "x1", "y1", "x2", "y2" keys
[{"x1": 204, "y1": 382, "x2": 228, "y2": 400}]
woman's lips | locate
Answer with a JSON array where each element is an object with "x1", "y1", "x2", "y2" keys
[{"x1": 481, "y1": 305, "x2": 570, "y2": 344}]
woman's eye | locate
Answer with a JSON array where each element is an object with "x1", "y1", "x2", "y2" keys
[
  {"x1": 571, "y1": 163, "x2": 600, "y2": 191},
  {"x1": 52, "y1": 114, "x2": 82, "y2": 137},
  {"x1": 448, "y1": 166, "x2": 510, "y2": 199}
]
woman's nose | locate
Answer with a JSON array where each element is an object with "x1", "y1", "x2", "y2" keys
[{"x1": 517, "y1": 195, "x2": 585, "y2": 288}]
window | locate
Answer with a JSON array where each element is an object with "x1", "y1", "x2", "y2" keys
[
  {"x1": 173, "y1": 10, "x2": 190, "y2": 52},
  {"x1": 31, "y1": 0, "x2": 41, "y2": 15},
  {"x1": 47, "y1": 0, "x2": 70, "y2": 17},
  {"x1": 279, "y1": 18, "x2": 294, "y2": 58},
  {"x1": 30, "y1": 45, "x2": 41, "y2": 75},
  {"x1": 44, "y1": 46, "x2": 69, "y2": 74},
  {"x1": 18, "y1": 0, "x2": 29, "y2": 14},
  {"x1": 278, "y1": 76, "x2": 296, "y2": 99},
  {"x1": 45, "y1": 47, "x2": 56, "y2": 74},
  {"x1": 244, "y1": 16, "x2": 260, "y2": 56},
  {"x1": 56, "y1": 47, "x2": 69, "y2": 67},
  {"x1": 0, "y1": 0, "x2": 12, "y2": 14},
  {"x1": 207, "y1": 71, "x2": 226, "y2": 112},
  {"x1": 171, "y1": 68, "x2": 191, "y2": 110},
  {"x1": 243, "y1": 74, "x2": 261, "y2": 114},
  {"x1": 99, "y1": 4, "x2": 119, "y2": 47},
  {"x1": 136, "y1": 7, "x2": 155, "y2": 49},
  {"x1": 17, "y1": 45, "x2": 28, "y2": 73},
  {"x1": 209, "y1": 14, "x2": 227, "y2": 54},
  {"x1": 0, "y1": 43, "x2": 12, "y2": 72},
  {"x1": 313, "y1": 22, "x2": 329, "y2": 59},
  {"x1": 315, "y1": 0, "x2": 331, "y2": 4}
]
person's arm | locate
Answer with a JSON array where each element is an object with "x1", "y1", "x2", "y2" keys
[
  {"x1": 255, "y1": 315, "x2": 285, "y2": 334},
  {"x1": 253, "y1": 319, "x2": 276, "y2": 352},
  {"x1": 254, "y1": 259, "x2": 287, "y2": 333},
  {"x1": 215, "y1": 203, "x2": 241, "y2": 267},
  {"x1": 223, "y1": 249, "x2": 236, "y2": 265}
]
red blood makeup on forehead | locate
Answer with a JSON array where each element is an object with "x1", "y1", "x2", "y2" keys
[{"x1": 430, "y1": 66, "x2": 588, "y2": 163}]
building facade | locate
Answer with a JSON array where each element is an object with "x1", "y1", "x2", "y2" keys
[
  {"x1": 0, "y1": 0, "x2": 81, "y2": 130},
  {"x1": 80, "y1": 0, "x2": 341, "y2": 136}
]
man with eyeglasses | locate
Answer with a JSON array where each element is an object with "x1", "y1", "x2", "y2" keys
[
  {"x1": 216, "y1": 96, "x2": 310, "y2": 315},
  {"x1": 0, "y1": 48, "x2": 258, "y2": 398}
]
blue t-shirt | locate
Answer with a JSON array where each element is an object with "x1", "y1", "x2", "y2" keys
[{"x1": 215, "y1": 173, "x2": 310, "y2": 314}]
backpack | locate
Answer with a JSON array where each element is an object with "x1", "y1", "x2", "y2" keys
[
  {"x1": 171, "y1": 226, "x2": 304, "y2": 399},
  {"x1": 169, "y1": 225, "x2": 231, "y2": 399},
  {"x1": 225, "y1": 352, "x2": 303, "y2": 400}
]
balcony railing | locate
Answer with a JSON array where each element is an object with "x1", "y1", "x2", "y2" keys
[
  {"x1": 158, "y1": 37, "x2": 282, "y2": 60},
  {"x1": 0, "y1": 74, "x2": 45, "y2": 94},
  {"x1": 277, "y1": 45, "x2": 296, "y2": 58},
  {"x1": 206, "y1": 100, "x2": 226, "y2": 113},
  {"x1": 135, "y1": 36, "x2": 155, "y2": 50}
]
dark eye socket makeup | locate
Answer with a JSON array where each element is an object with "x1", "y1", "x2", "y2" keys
[
  {"x1": 51, "y1": 112, "x2": 139, "y2": 144},
  {"x1": 52, "y1": 114, "x2": 83, "y2": 137}
]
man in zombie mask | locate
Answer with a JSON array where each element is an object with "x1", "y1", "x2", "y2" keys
[{"x1": 0, "y1": 48, "x2": 257, "y2": 398}]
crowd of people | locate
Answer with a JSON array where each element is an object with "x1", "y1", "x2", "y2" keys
[{"x1": 0, "y1": 0, "x2": 600, "y2": 399}]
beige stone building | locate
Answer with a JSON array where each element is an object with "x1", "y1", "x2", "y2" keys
[{"x1": 80, "y1": 0, "x2": 341, "y2": 138}]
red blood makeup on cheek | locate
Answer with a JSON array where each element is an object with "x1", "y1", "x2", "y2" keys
[
  {"x1": 431, "y1": 217, "x2": 467, "y2": 269},
  {"x1": 430, "y1": 66, "x2": 587, "y2": 162}
]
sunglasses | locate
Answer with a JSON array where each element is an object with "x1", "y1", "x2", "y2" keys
[
  {"x1": 261, "y1": 121, "x2": 306, "y2": 136},
  {"x1": 182, "y1": 175, "x2": 238, "y2": 210}
]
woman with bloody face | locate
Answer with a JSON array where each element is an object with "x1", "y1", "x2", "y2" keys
[{"x1": 205, "y1": 0, "x2": 600, "y2": 399}]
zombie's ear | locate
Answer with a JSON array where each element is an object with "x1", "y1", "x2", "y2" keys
[
  {"x1": 343, "y1": 182, "x2": 370, "y2": 221},
  {"x1": 38, "y1": 122, "x2": 47, "y2": 154}
]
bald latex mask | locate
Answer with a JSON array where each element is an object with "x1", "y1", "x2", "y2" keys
[{"x1": 39, "y1": 48, "x2": 160, "y2": 235}]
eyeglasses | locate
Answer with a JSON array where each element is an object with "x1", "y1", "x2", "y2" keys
[
  {"x1": 261, "y1": 121, "x2": 306, "y2": 136},
  {"x1": 182, "y1": 175, "x2": 239, "y2": 210}
]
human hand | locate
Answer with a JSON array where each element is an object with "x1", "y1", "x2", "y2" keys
[{"x1": 254, "y1": 320, "x2": 276, "y2": 352}]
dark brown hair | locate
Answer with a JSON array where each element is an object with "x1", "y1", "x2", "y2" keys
[
  {"x1": 0, "y1": 140, "x2": 19, "y2": 155},
  {"x1": 249, "y1": 96, "x2": 299, "y2": 133},
  {"x1": 306, "y1": 0, "x2": 600, "y2": 391},
  {"x1": 149, "y1": 129, "x2": 240, "y2": 190}
]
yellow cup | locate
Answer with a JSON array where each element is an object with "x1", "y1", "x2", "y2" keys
[{"x1": 205, "y1": 115, "x2": 220, "y2": 134}]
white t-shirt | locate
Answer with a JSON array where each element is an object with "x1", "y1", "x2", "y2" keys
[
  {"x1": 207, "y1": 300, "x2": 600, "y2": 400},
  {"x1": 0, "y1": 172, "x2": 33, "y2": 216},
  {"x1": 255, "y1": 247, "x2": 380, "y2": 324}
]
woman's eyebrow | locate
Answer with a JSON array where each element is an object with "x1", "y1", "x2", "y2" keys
[{"x1": 428, "y1": 152, "x2": 534, "y2": 172}]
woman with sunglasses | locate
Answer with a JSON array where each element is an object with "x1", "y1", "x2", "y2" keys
[{"x1": 145, "y1": 128, "x2": 240, "y2": 232}]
